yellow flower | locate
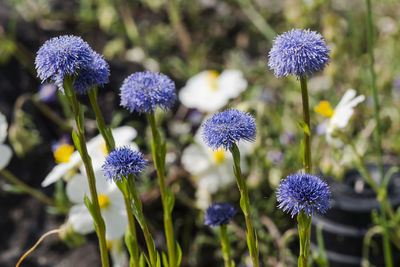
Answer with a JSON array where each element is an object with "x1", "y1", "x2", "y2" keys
[{"x1": 53, "y1": 144, "x2": 74, "y2": 163}]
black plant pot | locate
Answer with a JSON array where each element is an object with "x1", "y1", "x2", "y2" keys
[{"x1": 310, "y1": 164, "x2": 400, "y2": 267}]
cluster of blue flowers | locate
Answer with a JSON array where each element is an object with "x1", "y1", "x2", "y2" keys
[
  {"x1": 204, "y1": 203, "x2": 236, "y2": 227},
  {"x1": 34, "y1": 29, "x2": 333, "y2": 264},
  {"x1": 268, "y1": 29, "x2": 330, "y2": 78},
  {"x1": 202, "y1": 109, "x2": 257, "y2": 151},
  {"x1": 277, "y1": 173, "x2": 331, "y2": 217},
  {"x1": 102, "y1": 147, "x2": 148, "y2": 182},
  {"x1": 35, "y1": 35, "x2": 110, "y2": 94}
]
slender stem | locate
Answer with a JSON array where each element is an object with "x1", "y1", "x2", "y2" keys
[
  {"x1": 64, "y1": 77, "x2": 109, "y2": 267},
  {"x1": 344, "y1": 135, "x2": 395, "y2": 220},
  {"x1": 124, "y1": 197, "x2": 140, "y2": 267},
  {"x1": 229, "y1": 143, "x2": 259, "y2": 267},
  {"x1": 16, "y1": 229, "x2": 61, "y2": 267},
  {"x1": 0, "y1": 169, "x2": 56, "y2": 206},
  {"x1": 128, "y1": 178, "x2": 158, "y2": 267},
  {"x1": 300, "y1": 76, "x2": 312, "y2": 173},
  {"x1": 220, "y1": 224, "x2": 232, "y2": 267},
  {"x1": 365, "y1": 0, "x2": 392, "y2": 265},
  {"x1": 297, "y1": 211, "x2": 311, "y2": 267},
  {"x1": 88, "y1": 87, "x2": 115, "y2": 152},
  {"x1": 147, "y1": 113, "x2": 177, "y2": 267}
]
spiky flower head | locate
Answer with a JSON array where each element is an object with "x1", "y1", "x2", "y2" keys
[
  {"x1": 120, "y1": 71, "x2": 177, "y2": 114},
  {"x1": 204, "y1": 203, "x2": 236, "y2": 227},
  {"x1": 277, "y1": 173, "x2": 331, "y2": 217},
  {"x1": 72, "y1": 52, "x2": 110, "y2": 94},
  {"x1": 268, "y1": 29, "x2": 330, "y2": 78},
  {"x1": 35, "y1": 35, "x2": 93, "y2": 86},
  {"x1": 202, "y1": 109, "x2": 256, "y2": 151},
  {"x1": 102, "y1": 147, "x2": 148, "y2": 182}
]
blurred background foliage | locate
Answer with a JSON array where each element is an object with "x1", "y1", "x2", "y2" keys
[{"x1": 0, "y1": 0, "x2": 400, "y2": 266}]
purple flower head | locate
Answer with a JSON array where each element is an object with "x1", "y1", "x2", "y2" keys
[
  {"x1": 120, "y1": 71, "x2": 177, "y2": 114},
  {"x1": 73, "y1": 52, "x2": 110, "y2": 94},
  {"x1": 204, "y1": 203, "x2": 236, "y2": 227},
  {"x1": 277, "y1": 173, "x2": 331, "y2": 218},
  {"x1": 35, "y1": 35, "x2": 93, "y2": 86},
  {"x1": 202, "y1": 109, "x2": 256, "y2": 151},
  {"x1": 268, "y1": 29, "x2": 330, "y2": 78},
  {"x1": 102, "y1": 147, "x2": 148, "y2": 182}
]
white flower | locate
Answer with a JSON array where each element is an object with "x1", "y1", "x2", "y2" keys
[
  {"x1": 42, "y1": 126, "x2": 137, "y2": 187},
  {"x1": 179, "y1": 70, "x2": 247, "y2": 112},
  {"x1": 66, "y1": 171, "x2": 128, "y2": 240},
  {"x1": 108, "y1": 239, "x2": 128, "y2": 267},
  {"x1": 0, "y1": 112, "x2": 12, "y2": 170},
  {"x1": 315, "y1": 89, "x2": 365, "y2": 146},
  {"x1": 182, "y1": 130, "x2": 251, "y2": 209}
]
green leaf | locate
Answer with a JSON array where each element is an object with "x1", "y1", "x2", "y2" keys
[
  {"x1": 139, "y1": 253, "x2": 146, "y2": 267},
  {"x1": 156, "y1": 253, "x2": 162, "y2": 267},
  {"x1": 71, "y1": 130, "x2": 82, "y2": 156},
  {"x1": 124, "y1": 227, "x2": 138, "y2": 259},
  {"x1": 77, "y1": 103, "x2": 85, "y2": 133},
  {"x1": 83, "y1": 195, "x2": 97, "y2": 223},
  {"x1": 166, "y1": 189, "x2": 175, "y2": 214},
  {"x1": 176, "y1": 241, "x2": 182, "y2": 266},
  {"x1": 1, "y1": 184, "x2": 25, "y2": 194},
  {"x1": 239, "y1": 195, "x2": 247, "y2": 214},
  {"x1": 298, "y1": 121, "x2": 310, "y2": 136},
  {"x1": 161, "y1": 252, "x2": 169, "y2": 267}
]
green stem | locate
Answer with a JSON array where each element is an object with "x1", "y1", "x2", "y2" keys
[
  {"x1": 344, "y1": 135, "x2": 395, "y2": 220},
  {"x1": 124, "y1": 197, "x2": 140, "y2": 267},
  {"x1": 229, "y1": 143, "x2": 259, "y2": 267},
  {"x1": 297, "y1": 211, "x2": 312, "y2": 267},
  {"x1": 365, "y1": 0, "x2": 392, "y2": 265},
  {"x1": 63, "y1": 76, "x2": 110, "y2": 267},
  {"x1": 219, "y1": 224, "x2": 232, "y2": 267},
  {"x1": 88, "y1": 87, "x2": 115, "y2": 152},
  {"x1": 147, "y1": 113, "x2": 177, "y2": 267},
  {"x1": 128, "y1": 178, "x2": 158, "y2": 267},
  {"x1": 0, "y1": 169, "x2": 56, "y2": 206},
  {"x1": 300, "y1": 76, "x2": 312, "y2": 173}
]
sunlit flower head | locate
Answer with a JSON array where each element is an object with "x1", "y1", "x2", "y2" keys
[
  {"x1": 268, "y1": 29, "x2": 330, "y2": 78},
  {"x1": 204, "y1": 203, "x2": 236, "y2": 227},
  {"x1": 72, "y1": 51, "x2": 110, "y2": 94},
  {"x1": 182, "y1": 129, "x2": 252, "y2": 209},
  {"x1": 277, "y1": 173, "x2": 331, "y2": 217},
  {"x1": 179, "y1": 70, "x2": 247, "y2": 112},
  {"x1": 120, "y1": 70, "x2": 177, "y2": 114},
  {"x1": 0, "y1": 112, "x2": 12, "y2": 170},
  {"x1": 314, "y1": 89, "x2": 365, "y2": 146},
  {"x1": 202, "y1": 109, "x2": 256, "y2": 151},
  {"x1": 67, "y1": 171, "x2": 127, "y2": 240},
  {"x1": 35, "y1": 35, "x2": 93, "y2": 87},
  {"x1": 102, "y1": 147, "x2": 148, "y2": 182}
]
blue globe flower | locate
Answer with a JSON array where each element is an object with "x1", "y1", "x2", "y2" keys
[
  {"x1": 277, "y1": 173, "x2": 331, "y2": 217},
  {"x1": 202, "y1": 109, "x2": 256, "y2": 151},
  {"x1": 102, "y1": 147, "x2": 148, "y2": 182},
  {"x1": 73, "y1": 52, "x2": 110, "y2": 94},
  {"x1": 120, "y1": 71, "x2": 177, "y2": 114},
  {"x1": 268, "y1": 29, "x2": 330, "y2": 78},
  {"x1": 35, "y1": 35, "x2": 93, "y2": 86},
  {"x1": 204, "y1": 203, "x2": 237, "y2": 227}
]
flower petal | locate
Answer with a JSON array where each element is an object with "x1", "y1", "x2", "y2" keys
[
  {"x1": 66, "y1": 173, "x2": 90, "y2": 203},
  {"x1": 69, "y1": 204, "x2": 94, "y2": 234},
  {"x1": 0, "y1": 144, "x2": 12, "y2": 170},
  {"x1": 102, "y1": 205, "x2": 128, "y2": 240},
  {"x1": 0, "y1": 112, "x2": 8, "y2": 143}
]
